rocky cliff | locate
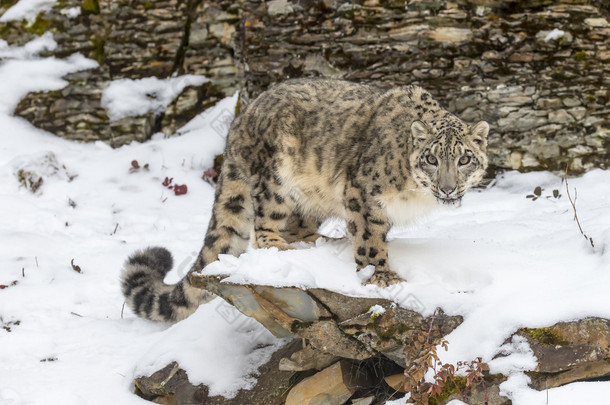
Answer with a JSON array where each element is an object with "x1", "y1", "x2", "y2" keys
[{"x1": 1, "y1": 0, "x2": 608, "y2": 174}]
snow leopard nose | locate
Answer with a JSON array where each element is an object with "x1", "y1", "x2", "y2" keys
[{"x1": 441, "y1": 186, "x2": 456, "y2": 196}]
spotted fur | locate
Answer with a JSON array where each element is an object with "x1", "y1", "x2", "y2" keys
[{"x1": 121, "y1": 79, "x2": 489, "y2": 322}]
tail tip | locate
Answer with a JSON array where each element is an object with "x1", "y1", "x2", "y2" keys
[{"x1": 126, "y1": 246, "x2": 173, "y2": 275}]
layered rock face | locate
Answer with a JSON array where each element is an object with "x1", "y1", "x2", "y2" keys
[
  {"x1": 1, "y1": 0, "x2": 608, "y2": 173},
  {"x1": 4, "y1": 0, "x2": 239, "y2": 146}
]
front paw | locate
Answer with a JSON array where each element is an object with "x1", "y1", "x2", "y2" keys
[{"x1": 366, "y1": 269, "x2": 404, "y2": 288}]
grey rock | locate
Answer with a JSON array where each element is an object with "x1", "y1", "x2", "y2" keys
[
  {"x1": 135, "y1": 339, "x2": 307, "y2": 405},
  {"x1": 267, "y1": 0, "x2": 295, "y2": 16},
  {"x1": 191, "y1": 274, "x2": 462, "y2": 368},
  {"x1": 518, "y1": 318, "x2": 610, "y2": 390},
  {"x1": 549, "y1": 109, "x2": 576, "y2": 124}
]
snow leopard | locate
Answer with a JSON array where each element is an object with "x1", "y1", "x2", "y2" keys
[{"x1": 121, "y1": 79, "x2": 489, "y2": 322}]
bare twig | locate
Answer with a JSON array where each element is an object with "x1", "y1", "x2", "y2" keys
[
  {"x1": 564, "y1": 164, "x2": 594, "y2": 248},
  {"x1": 425, "y1": 313, "x2": 436, "y2": 345}
]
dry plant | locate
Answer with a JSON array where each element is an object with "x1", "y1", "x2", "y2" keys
[
  {"x1": 564, "y1": 164, "x2": 594, "y2": 249},
  {"x1": 403, "y1": 311, "x2": 488, "y2": 404}
]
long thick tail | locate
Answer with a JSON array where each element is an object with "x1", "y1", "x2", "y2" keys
[
  {"x1": 121, "y1": 137, "x2": 255, "y2": 322},
  {"x1": 121, "y1": 247, "x2": 214, "y2": 322}
]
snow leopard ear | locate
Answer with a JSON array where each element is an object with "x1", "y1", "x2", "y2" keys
[
  {"x1": 410, "y1": 120, "x2": 429, "y2": 148},
  {"x1": 470, "y1": 121, "x2": 489, "y2": 150}
]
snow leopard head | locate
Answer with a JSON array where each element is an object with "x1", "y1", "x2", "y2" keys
[{"x1": 409, "y1": 116, "x2": 489, "y2": 206}]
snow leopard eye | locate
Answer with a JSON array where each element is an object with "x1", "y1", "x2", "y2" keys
[
  {"x1": 458, "y1": 155, "x2": 471, "y2": 166},
  {"x1": 426, "y1": 155, "x2": 438, "y2": 166}
]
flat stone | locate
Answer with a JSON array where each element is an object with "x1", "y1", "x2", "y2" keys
[
  {"x1": 267, "y1": 0, "x2": 294, "y2": 16},
  {"x1": 568, "y1": 107, "x2": 587, "y2": 120},
  {"x1": 508, "y1": 151, "x2": 523, "y2": 170},
  {"x1": 536, "y1": 97, "x2": 563, "y2": 109},
  {"x1": 509, "y1": 52, "x2": 534, "y2": 62},
  {"x1": 209, "y1": 22, "x2": 235, "y2": 46},
  {"x1": 189, "y1": 23, "x2": 208, "y2": 46},
  {"x1": 429, "y1": 27, "x2": 472, "y2": 43},
  {"x1": 279, "y1": 345, "x2": 339, "y2": 371},
  {"x1": 498, "y1": 109, "x2": 547, "y2": 131},
  {"x1": 549, "y1": 109, "x2": 575, "y2": 124},
  {"x1": 384, "y1": 374, "x2": 406, "y2": 393},
  {"x1": 585, "y1": 17, "x2": 609, "y2": 27},
  {"x1": 285, "y1": 360, "x2": 368, "y2": 405},
  {"x1": 562, "y1": 97, "x2": 581, "y2": 107}
]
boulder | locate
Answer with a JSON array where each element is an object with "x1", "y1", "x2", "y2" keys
[
  {"x1": 518, "y1": 318, "x2": 610, "y2": 390},
  {"x1": 190, "y1": 274, "x2": 463, "y2": 368},
  {"x1": 135, "y1": 339, "x2": 308, "y2": 405}
]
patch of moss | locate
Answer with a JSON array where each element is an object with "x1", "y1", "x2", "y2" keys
[
  {"x1": 23, "y1": 13, "x2": 50, "y2": 36},
  {"x1": 143, "y1": 1, "x2": 153, "y2": 10},
  {"x1": 428, "y1": 376, "x2": 467, "y2": 405},
  {"x1": 396, "y1": 323, "x2": 411, "y2": 334},
  {"x1": 487, "y1": 13, "x2": 500, "y2": 23},
  {"x1": 291, "y1": 320, "x2": 313, "y2": 333},
  {"x1": 574, "y1": 51, "x2": 587, "y2": 62},
  {"x1": 584, "y1": 93, "x2": 597, "y2": 105},
  {"x1": 81, "y1": 0, "x2": 100, "y2": 14},
  {"x1": 522, "y1": 327, "x2": 568, "y2": 346},
  {"x1": 90, "y1": 36, "x2": 106, "y2": 64},
  {"x1": 53, "y1": 0, "x2": 67, "y2": 9},
  {"x1": 234, "y1": 96, "x2": 242, "y2": 116},
  {"x1": 377, "y1": 325, "x2": 397, "y2": 340}
]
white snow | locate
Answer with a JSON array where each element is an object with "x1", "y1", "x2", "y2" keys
[
  {"x1": 368, "y1": 304, "x2": 386, "y2": 317},
  {"x1": 0, "y1": 32, "x2": 57, "y2": 60},
  {"x1": 59, "y1": 6, "x2": 80, "y2": 18},
  {"x1": 101, "y1": 75, "x2": 209, "y2": 121},
  {"x1": 0, "y1": 0, "x2": 57, "y2": 23},
  {"x1": 1, "y1": 34, "x2": 610, "y2": 405},
  {"x1": 544, "y1": 28, "x2": 565, "y2": 42}
]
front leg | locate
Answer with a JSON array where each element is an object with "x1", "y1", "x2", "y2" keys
[{"x1": 344, "y1": 182, "x2": 402, "y2": 287}]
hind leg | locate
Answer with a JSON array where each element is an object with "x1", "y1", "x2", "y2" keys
[
  {"x1": 252, "y1": 174, "x2": 296, "y2": 251},
  {"x1": 191, "y1": 163, "x2": 254, "y2": 271}
]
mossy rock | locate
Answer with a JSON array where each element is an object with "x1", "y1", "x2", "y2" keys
[
  {"x1": 81, "y1": 0, "x2": 100, "y2": 14},
  {"x1": 521, "y1": 327, "x2": 569, "y2": 346},
  {"x1": 23, "y1": 14, "x2": 50, "y2": 35}
]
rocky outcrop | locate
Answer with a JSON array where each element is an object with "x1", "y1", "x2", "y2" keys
[
  {"x1": 131, "y1": 274, "x2": 610, "y2": 405},
  {"x1": 1, "y1": 0, "x2": 608, "y2": 173},
  {"x1": 191, "y1": 274, "x2": 463, "y2": 369}
]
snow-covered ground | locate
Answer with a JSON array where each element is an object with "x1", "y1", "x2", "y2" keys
[{"x1": 1, "y1": 22, "x2": 610, "y2": 405}]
